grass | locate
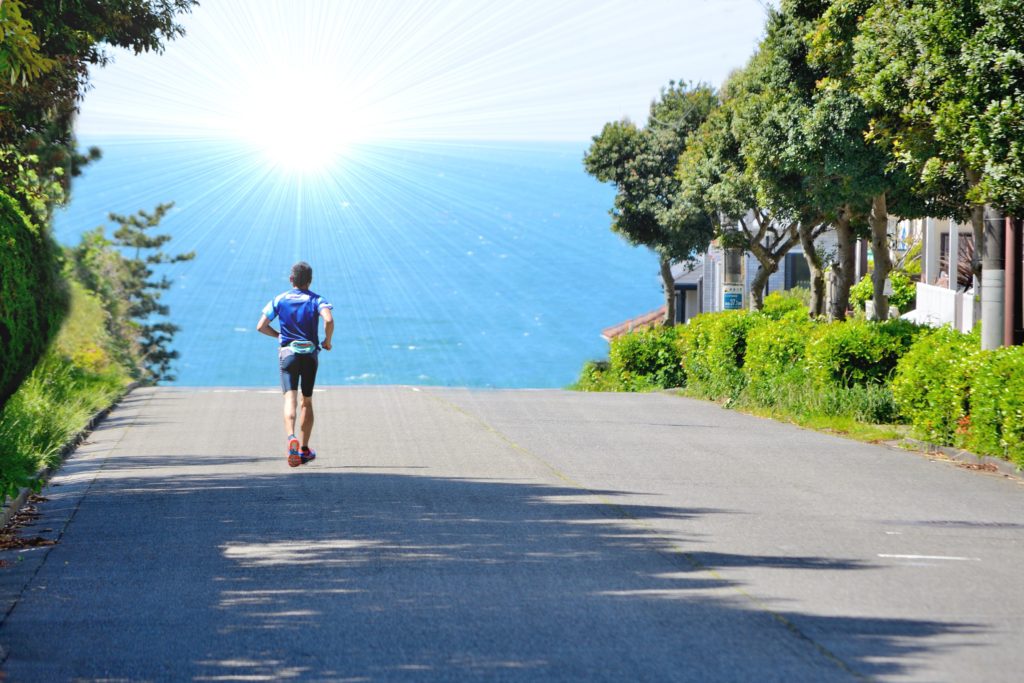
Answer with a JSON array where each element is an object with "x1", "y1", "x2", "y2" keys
[
  {"x1": 733, "y1": 403, "x2": 911, "y2": 444},
  {"x1": 0, "y1": 282, "x2": 134, "y2": 500}
]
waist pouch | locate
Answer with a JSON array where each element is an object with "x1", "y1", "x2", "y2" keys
[{"x1": 288, "y1": 340, "x2": 317, "y2": 354}]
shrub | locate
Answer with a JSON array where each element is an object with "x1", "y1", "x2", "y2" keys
[
  {"x1": 609, "y1": 325, "x2": 686, "y2": 390},
  {"x1": 806, "y1": 318, "x2": 921, "y2": 389},
  {"x1": 571, "y1": 360, "x2": 620, "y2": 392},
  {"x1": 679, "y1": 312, "x2": 721, "y2": 390},
  {"x1": 681, "y1": 310, "x2": 758, "y2": 399},
  {"x1": 0, "y1": 190, "x2": 68, "y2": 408},
  {"x1": 850, "y1": 270, "x2": 916, "y2": 313},
  {"x1": 966, "y1": 346, "x2": 1024, "y2": 466},
  {"x1": 761, "y1": 290, "x2": 810, "y2": 320},
  {"x1": 892, "y1": 326, "x2": 980, "y2": 444},
  {"x1": 0, "y1": 282, "x2": 132, "y2": 500},
  {"x1": 744, "y1": 311, "x2": 816, "y2": 406}
]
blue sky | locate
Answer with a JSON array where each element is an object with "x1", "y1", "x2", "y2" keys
[{"x1": 77, "y1": 0, "x2": 773, "y2": 143}]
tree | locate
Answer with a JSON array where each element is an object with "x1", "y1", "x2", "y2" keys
[
  {"x1": 959, "y1": 0, "x2": 1024, "y2": 217},
  {"x1": 849, "y1": 0, "x2": 987, "y2": 298},
  {"x1": 0, "y1": 0, "x2": 58, "y2": 85},
  {"x1": 69, "y1": 203, "x2": 195, "y2": 382},
  {"x1": 677, "y1": 68, "x2": 805, "y2": 312},
  {"x1": 731, "y1": 6, "x2": 846, "y2": 316},
  {"x1": 0, "y1": 0, "x2": 195, "y2": 409},
  {"x1": 0, "y1": 0, "x2": 198, "y2": 220},
  {"x1": 808, "y1": 0, "x2": 928, "y2": 320},
  {"x1": 584, "y1": 81, "x2": 718, "y2": 324}
]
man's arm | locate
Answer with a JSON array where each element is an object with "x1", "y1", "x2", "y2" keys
[
  {"x1": 256, "y1": 314, "x2": 279, "y2": 339},
  {"x1": 321, "y1": 308, "x2": 334, "y2": 351}
]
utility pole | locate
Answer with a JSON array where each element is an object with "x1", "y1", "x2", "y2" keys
[
  {"x1": 722, "y1": 246, "x2": 744, "y2": 311},
  {"x1": 981, "y1": 206, "x2": 1005, "y2": 350},
  {"x1": 1007, "y1": 217, "x2": 1023, "y2": 346}
]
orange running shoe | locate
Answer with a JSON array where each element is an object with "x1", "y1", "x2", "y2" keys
[{"x1": 287, "y1": 434, "x2": 301, "y2": 467}]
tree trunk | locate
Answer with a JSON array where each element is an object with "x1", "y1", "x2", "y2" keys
[
  {"x1": 970, "y1": 201, "x2": 985, "y2": 294},
  {"x1": 660, "y1": 258, "x2": 676, "y2": 326},
  {"x1": 798, "y1": 222, "x2": 825, "y2": 317},
  {"x1": 830, "y1": 210, "x2": 856, "y2": 321},
  {"x1": 868, "y1": 193, "x2": 893, "y2": 321},
  {"x1": 965, "y1": 168, "x2": 985, "y2": 299},
  {"x1": 749, "y1": 262, "x2": 775, "y2": 311}
]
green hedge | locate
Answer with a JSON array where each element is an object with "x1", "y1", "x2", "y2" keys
[
  {"x1": 806, "y1": 318, "x2": 921, "y2": 388},
  {"x1": 573, "y1": 325, "x2": 685, "y2": 392},
  {"x1": 892, "y1": 326, "x2": 980, "y2": 444},
  {"x1": 576, "y1": 303, "x2": 1024, "y2": 466},
  {"x1": 0, "y1": 190, "x2": 68, "y2": 409},
  {"x1": 893, "y1": 328, "x2": 1024, "y2": 464},
  {"x1": 678, "y1": 311, "x2": 719, "y2": 390},
  {"x1": 744, "y1": 310, "x2": 814, "y2": 405},
  {"x1": 966, "y1": 346, "x2": 1024, "y2": 466},
  {"x1": 609, "y1": 325, "x2": 686, "y2": 390}
]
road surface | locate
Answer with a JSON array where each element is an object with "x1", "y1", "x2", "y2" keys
[{"x1": 1, "y1": 386, "x2": 1022, "y2": 681}]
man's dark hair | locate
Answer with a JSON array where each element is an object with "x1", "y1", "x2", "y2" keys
[{"x1": 290, "y1": 261, "x2": 313, "y2": 289}]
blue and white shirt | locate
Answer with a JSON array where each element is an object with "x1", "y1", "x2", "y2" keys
[{"x1": 262, "y1": 289, "x2": 333, "y2": 348}]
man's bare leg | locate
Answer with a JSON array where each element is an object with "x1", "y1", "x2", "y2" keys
[
  {"x1": 283, "y1": 391, "x2": 298, "y2": 437},
  {"x1": 299, "y1": 396, "x2": 314, "y2": 448}
]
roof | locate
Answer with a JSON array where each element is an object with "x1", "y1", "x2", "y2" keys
[
  {"x1": 601, "y1": 306, "x2": 667, "y2": 341},
  {"x1": 671, "y1": 262, "x2": 702, "y2": 285}
]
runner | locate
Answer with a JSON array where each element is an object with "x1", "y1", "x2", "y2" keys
[{"x1": 256, "y1": 261, "x2": 333, "y2": 467}]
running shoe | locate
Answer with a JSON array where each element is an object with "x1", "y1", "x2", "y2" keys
[
  {"x1": 300, "y1": 447, "x2": 316, "y2": 465},
  {"x1": 287, "y1": 434, "x2": 301, "y2": 468}
]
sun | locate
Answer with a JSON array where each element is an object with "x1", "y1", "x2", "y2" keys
[{"x1": 237, "y1": 66, "x2": 371, "y2": 173}]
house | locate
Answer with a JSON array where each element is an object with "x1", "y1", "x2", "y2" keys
[
  {"x1": 601, "y1": 239, "x2": 821, "y2": 339},
  {"x1": 896, "y1": 217, "x2": 978, "y2": 333}
]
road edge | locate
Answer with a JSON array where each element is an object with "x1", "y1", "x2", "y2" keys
[{"x1": 0, "y1": 382, "x2": 141, "y2": 530}]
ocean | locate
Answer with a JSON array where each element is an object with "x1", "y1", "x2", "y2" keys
[{"x1": 54, "y1": 138, "x2": 662, "y2": 388}]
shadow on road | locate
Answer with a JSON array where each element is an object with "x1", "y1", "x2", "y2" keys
[{"x1": 2, "y1": 454, "x2": 979, "y2": 681}]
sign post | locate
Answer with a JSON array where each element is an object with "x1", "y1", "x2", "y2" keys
[{"x1": 722, "y1": 246, "x2": 744, "y2": 311}]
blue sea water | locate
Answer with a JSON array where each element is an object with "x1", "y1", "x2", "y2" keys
[{"x1": 54, "y1": 139, "x2": 662, "y2": 388}]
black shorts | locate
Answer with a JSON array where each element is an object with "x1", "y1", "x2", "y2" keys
[{"x1": 279, "y1": 347, "x2": 319, "y2": 397}]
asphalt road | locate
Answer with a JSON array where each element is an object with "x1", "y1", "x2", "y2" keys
[{"x1": 1, "y1": 386, "x2": 1022, "y2": 681}]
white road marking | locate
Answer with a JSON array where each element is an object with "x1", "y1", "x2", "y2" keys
[
  {"x1": 884, "y1": 531, "x2": 902, "y2": 535},
  {"x1": 878, "y1": 554, "x2": 981, "y2": 562}
]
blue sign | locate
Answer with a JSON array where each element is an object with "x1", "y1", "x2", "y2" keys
[{"x1": 723, "y1": 292, "x2": 743, "y2": 310}]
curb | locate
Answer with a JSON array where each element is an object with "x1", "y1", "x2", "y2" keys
[
  {"x1": 893, "y1": 437, "x2": 1023, "y2": 481},
  {"x1": 0, "y1": 382, "x2": 141, "y2": 530},
  {"x1": 661, "y1": 390, "x2": 1024, "y2": 484}
]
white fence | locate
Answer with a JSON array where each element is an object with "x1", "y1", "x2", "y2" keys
[{"x1": 905, "y1": 282, "x2": 976, "y2": 333}]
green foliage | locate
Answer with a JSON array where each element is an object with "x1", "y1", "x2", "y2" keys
[
  {"x1": 678, "y1": 311, "x2": 721, "y2": 392},
  {"x1": 962, "y1": 0, "x2": 1024, "y2": 215},
  {"x1": 966, "y1": 346, "x2": 1024, "y2": 465},
  {"x1": 609, "y1": 325, "x2": 686, "y2": 390},
  {"x1": 761, "y1": 290, "x2": 810, "y2": 319},
  {"x1": 0, "y1": 281, "x2": 132, "y2": 501},
  {"x1": 67, "y1": 203, "x2": 194, "y2": 382},
  {"x1": 679, "y1": 310, "x2": 758, "y2": 399},
  {"x1": 892, "y1": 326, "x2": 980, "y2": 444},
  {"x1": 0, "y1": 0, "x2": 196, "y2": 220},
  {"x1": 806, "y1": 318, "x2": 921, "y2": 388},
  {"x1": 849, "y1": 270, "x2": 916, "y2": 313},
  {"x1": 744, "y1": 310, "x2": 815, "y2": 404},
  {"x1": 570, "y1": 361, "x2": 622, "y2": 392},
  {"x1": 584, "y1": 81, "x2": 718, "y2": 262},
  {"x1": 0, "y1": 0, "x2": 57, "y2": 85},
  {"x1": 0, "y1": 190, "x2": 68, "y2": 409}
]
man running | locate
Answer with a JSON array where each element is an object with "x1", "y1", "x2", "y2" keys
[{"x1": 256, "y1": 261, "x2": 334, "y2": 467}]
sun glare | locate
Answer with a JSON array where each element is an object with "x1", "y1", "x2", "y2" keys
[{"x1": 238, "y1": 67, "x2": 371, "y2": 173}]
